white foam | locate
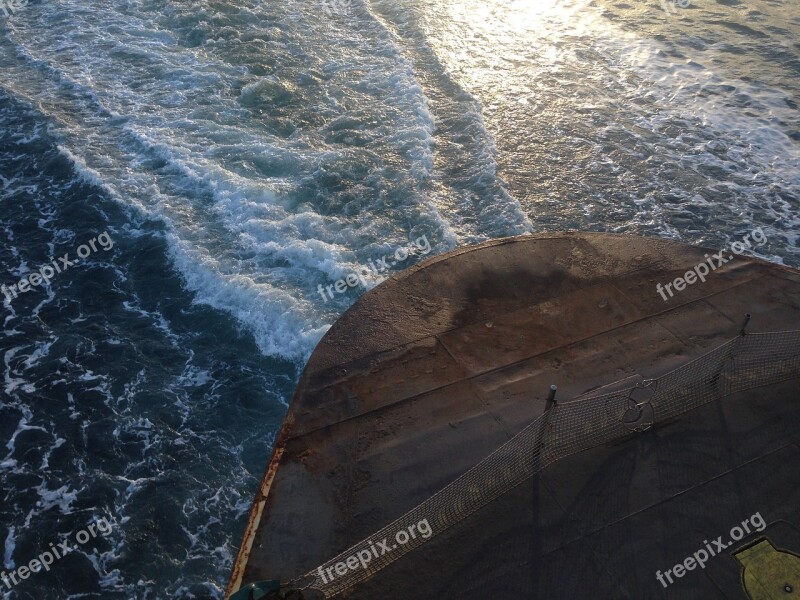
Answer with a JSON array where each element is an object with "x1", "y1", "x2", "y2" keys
[
  {"x1": 35, "y1": 482, "x2": 81, "y2": 514},
  {"x1": 3, "y1": 526, "x2": 16, "y2": 570}
]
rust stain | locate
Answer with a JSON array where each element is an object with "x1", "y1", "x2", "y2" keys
[
  {"x1": 225, "y1": 425, "x2": 290, "y2": 598},
  {"x1": 227, "y1": 234, "x2": 800, "y2": 598}
]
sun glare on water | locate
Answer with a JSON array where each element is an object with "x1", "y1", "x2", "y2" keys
[
  {"x1": 447, "y1": 0, "x2": 594, "y2": 39},
  {"x1": 425, "y1": 0, "x2": 602, "y2": 102}
]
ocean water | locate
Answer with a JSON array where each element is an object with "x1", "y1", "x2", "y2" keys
[{"x1": 0, "y1": 0, "x2": 797, "y2": 598}]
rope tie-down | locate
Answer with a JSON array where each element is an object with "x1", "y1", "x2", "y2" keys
[{"x1": 235, "y1": 323, "x2": 800, "y2": 600}]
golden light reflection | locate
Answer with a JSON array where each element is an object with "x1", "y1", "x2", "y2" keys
[
  {"x1": 447, "y1": 0, "x2": 594, "y2": 40},
  {"x1": 423, "y1": 0, "x2": 599, "y2": 104}
]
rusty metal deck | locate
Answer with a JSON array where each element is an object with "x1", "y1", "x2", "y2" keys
[{"x1": 228, "y1": 232, "x2": 800, "y2": 599}]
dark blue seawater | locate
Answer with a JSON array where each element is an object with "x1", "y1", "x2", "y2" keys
[
  {"x1": 0, "y1": 0, "x2": 797, "y2": 598},
  {"x1": 0, "y1": 87, "x2": 297, "y2": 598}
]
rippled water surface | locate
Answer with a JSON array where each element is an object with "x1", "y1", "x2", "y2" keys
[{"x1": 0, "y1": 0, "x2": 797, "y2": 597}]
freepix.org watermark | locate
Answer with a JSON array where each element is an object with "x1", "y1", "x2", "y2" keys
[
  {"x1": 317, "y1": 235, "x2": 432, "y2": 302},
  {"x1": 655, "y1": 512, "x2": 766, "y2": 589},
  {"x1": 656, "y1": 227, "x2": 767, "y2": 302},
  {"x1": 317, "y1": 518, "x2": 433, "y2": 585},
  {"x1": 1, "y1": 231, "x2": 114, "y2": 307},
  {"x1": 1, "y1": 517, "x2": 113, "y2": 591},
  {"x1": 660, "y1": 0, "x2": 690, "y2": 17}
]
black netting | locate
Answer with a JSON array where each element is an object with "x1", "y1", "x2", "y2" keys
[{"x1": 300, "y1": 330, "x2": 800, "y2": 597}]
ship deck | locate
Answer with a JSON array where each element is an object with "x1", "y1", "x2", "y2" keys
[{"x1": 228, "y1": 232, "x2": 800, "y2": 599}]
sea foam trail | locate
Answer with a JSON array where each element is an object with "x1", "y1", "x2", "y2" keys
[
  {"x1": 406, "y1": 0, "x2": 799, "y2": 266},
  {"x1": 0, "y1": 0, "x2": 499, "y2": 362},
  {"x1": 0, "y1": 87, "x2": 293, "y2": 600},
  {"x1": 363, "y1": 0, "x2": 535, "y2": 241}
]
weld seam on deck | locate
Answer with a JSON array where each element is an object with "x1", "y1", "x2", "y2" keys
[
  {"x1": 530, "y1": 439, "x2": 799, "y2": 564},
  {"x1": 285, "y1": 276, "x2": 766, "y2": 443}
]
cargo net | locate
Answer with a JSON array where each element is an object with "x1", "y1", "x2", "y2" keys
[{"x1": 298, "y1": 330, "x2": 800, "y2": 597}]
